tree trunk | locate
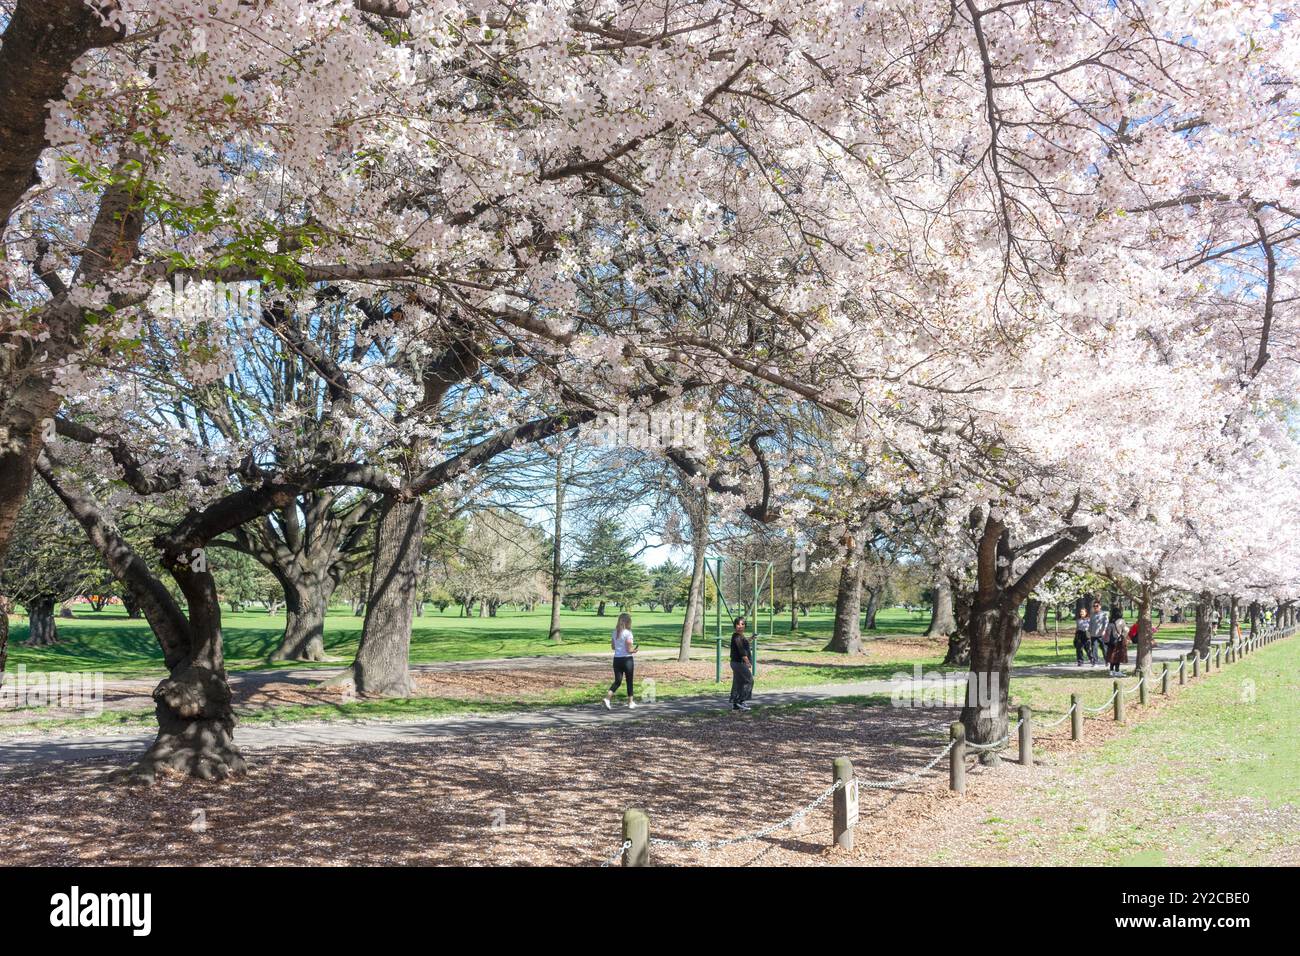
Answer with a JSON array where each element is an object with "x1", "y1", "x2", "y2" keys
[
  {"x1": 140, "y1": 559, "x2": 244, "y2": 784},
  {"x1": 0, "y1": 3, "x2": 126, "y2": 584},
  {"x1": 961, "y1": 508, "x2": 1091, "y2": 748},
  {"x1": 1248, "y1": 601, "x2": 1259, "y2": 638},
  {"x1": 925, "y1": 575, "x2": 956, "y2": 637},
  {"x1": 122, "y1": 591, "x2": 143, "y2": 618},
  {"x1": 1193, "y1": 591, "x2": 1213, "y2": 657},
  {"x1": 38, "y1": 463, "x2": 245, "y2": 783},
  {"x1": 959, "y1": 595, "x2": 1019, "y2": 758},
  {"x1": 1022, "y1": 597, "x2": 1045, "y2": 633},
  {"x1": 790, "y1": 577, "x2": 800, "y2": 633},
  {"x1": 549, "y1": 454, "x2": 565, "y2": 643},
  {"x1": 25, "y1": 595, "x2": 59, "y2": 645},
  {"x1": 271, "y1": 573, "x2": 335, "y2": 662},
  {"x1": 679, "y1": 525, "x2": 707, "y2": 662},
  {"x1": 596, "y1": 600, "x2": 606, "y2": 617},
  {"x1": 1135, "y1": 584, "x2": 1153, "y2": 675},
  {"x1": 1228, "y1": 595, "x2": 1239, "y2": 646},
  {"x1": 824, "y1": 540, "x2": 865, "y2": 654},
  {"x1": 348, "y1": 497, "x2": 424, "y2": 697},
  {"x1": 943, "y1": 584, "x2": 973, "y2": 665},
  {"x1": 863, "y1": 587, "x2": 880, "y2": 630}
]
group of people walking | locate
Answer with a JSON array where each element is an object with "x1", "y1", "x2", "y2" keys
[
  {"x1": 603, "y1": 613, "x2": 754, "y2": 712},
  {"x1": 1074, "y1": 600, "x2": 1159, "y2": 676}
]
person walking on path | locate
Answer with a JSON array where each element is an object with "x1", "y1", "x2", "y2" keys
[
  {"x1": 603, "y1": 612, "x2": 637, "y2": 710},
  {"x1": 729, "y1": 616, "x2": 753, "y2": 711},
  {"x1": 1087, "y1": 600, "x2": 1109, "y2": 666},
  {"x1": 1105, "y1": 604, "x2": 1128, "y2": 676},
  {"x1": 1074, "y1": 607, "x2": 1092, "y2": 665}
]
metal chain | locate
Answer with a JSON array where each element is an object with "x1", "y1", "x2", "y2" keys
[
  {"x1": 964, "y1": 733, "x2": 1010, "y2": 752},
  {"x1": 600, "y1": 840, "x2": 632, "y2": 868},
  {"x1": 649, "y1": 780, "x2": 843, "y2": 852},
  {"x1": 858, "y1": 738, "x2": 958, "y2": 789}
]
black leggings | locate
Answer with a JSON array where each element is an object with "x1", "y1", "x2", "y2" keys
[{"x1": 609, "y1": 657, "x2": 634, "y2": 698}]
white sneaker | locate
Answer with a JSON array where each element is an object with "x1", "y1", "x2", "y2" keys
[
  {"x1": 628, "y1": 699, "x2": 637, "y2": 709},
  {"x1": 602, "y1": 695, "x2": 611, "y2": 710}
]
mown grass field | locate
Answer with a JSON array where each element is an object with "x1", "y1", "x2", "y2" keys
[
  {"x1": 4, "y1": 602, "x2": 940, "y2": 676},
  {"x1": 3, "y1": 601, "x2": 1206, "y2": 678}
]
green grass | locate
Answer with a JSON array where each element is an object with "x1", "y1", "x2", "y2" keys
[
  {"x1": 3, "y1": 603, "x2": 936, "y2": 677},
  {"x1": 1006, "y1": 635, "x2": 1300, "y2": 865},
  {"x1": 1101, "y1": 637, "x2": 1300, "y2": 808}
]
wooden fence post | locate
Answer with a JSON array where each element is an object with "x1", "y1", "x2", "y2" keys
[
  {"x1": 1018, "y1": 705, "x2": 1033, "y2": 766},
  {"x1": 1139, "y1": 670, "x2": 1149, "y2": 706},
  {"x1": 1113, "y1": 680, "x2": 1125, "y2": 724},
  {"x1": 833, "y1": 757, "x2": 856, "y2": 850},
  {"x1": 622, "y1": 808, "x2": 649, "y2": 867},
  {"x1": 949, "y1": 722, "x2": 965, "y2": 795},
  {"x1": 1161, "y1": 663, "x2": 1169, "y2": 696},
  {"x1": 1070, "y1": 693, "x2": 1082, "y2": 741}
]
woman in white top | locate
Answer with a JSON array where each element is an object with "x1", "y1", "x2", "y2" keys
[{"x1": 603, "y1": 611, "x2": 637, "y2": 709}]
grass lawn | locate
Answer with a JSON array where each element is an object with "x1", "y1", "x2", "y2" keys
[
  {"x1": 3, "y1": 603, "x2": 936, "y2": 677},
  {"x1": 933, "y1": 633, "x2": 1300, "y2": 866}
]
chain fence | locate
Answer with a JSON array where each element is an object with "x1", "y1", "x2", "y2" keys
[
  {"x1": 596, "y1": 623, "x2": 1298, "y2": 864},
  {"x1": 648, "y1": 779, "x2": 843, "y2": 851},
  {"x1": 600, "y1": 840, "x2": 633, "y2": 868}
]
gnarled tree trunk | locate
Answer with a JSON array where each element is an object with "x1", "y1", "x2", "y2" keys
[
  {"x1": 1135, "y1": 584, "x2": 1154, "y2": 675},
  {"x1": 960, "y1": 594, "x2": 1019, "y2": 760},
  {"x1": 142, "y1": 555, "x2": 244, "y2": 784},
  {"x1": 24, "y1": 595, "x2": 59, "y2": 645},
  {"x1": 272, "y1": 570, "x2": 336, "y2": 662},
  {"x1": 960, "y1": 506, "x2": 1092, "y2": 749},
  {"x1": 863, "y1": 587, "x2": 880, "y2": 630},
  {"x1": 39, "y1": 462, "x2": 244, "y2": 783}
]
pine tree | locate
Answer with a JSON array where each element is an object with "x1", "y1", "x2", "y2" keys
[{"x1": 568, "y1": 519, "x2": 648, "y2": 615}]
